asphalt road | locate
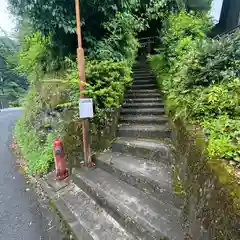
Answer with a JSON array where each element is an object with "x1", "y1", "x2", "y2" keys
[{"x1": 0, "y1": 108, "x2": 66, "y2": 240}]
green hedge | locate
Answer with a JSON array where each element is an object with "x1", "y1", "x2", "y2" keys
[
  {"x1": 149, "y1": 11, "x2": 240, "y2": 163},
  {"x1": 15, "y1": 60, "x2": 132, "y2": 175}
]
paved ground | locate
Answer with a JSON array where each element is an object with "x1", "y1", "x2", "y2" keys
[{"x1": 0, "y1": 108, "x2": 67, "y2": 240}]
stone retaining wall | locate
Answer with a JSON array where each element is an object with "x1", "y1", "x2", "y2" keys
[{"x1": 170, "y1": 120, "x2": 240, "y2": 240}]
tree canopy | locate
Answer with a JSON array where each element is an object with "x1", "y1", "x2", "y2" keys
[
  {"x1": 0, "y1": 36, "x2": 27, "y2": 104},
  {"x1": 7, "y1": 0, "x2": 213, "y2": 65},
  {"x1": 8, "y1": 0, "x2": 197, "y2": 56}
]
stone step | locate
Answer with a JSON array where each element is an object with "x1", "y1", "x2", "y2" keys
[
  {"x1": 127, "y1": 89, "x2": 159, "y2": 95},
  {"x1": 73, "y1": 168, "x2": 185, "y2": 240},
  {"x1": 112, "y1": 137, "x2": 172, "y2": 162},
  {"x1": 117, "y1": 123, "x2": 170, "y2": 139},
  {"x1": 55, "y1": 183, "x2": 135, "y2": 240},
  {"x1": 123, "y1": 102, "x2": 164, "y2": 108},
  {"x1": 131, "y1": 84, "x2": 156, "y2": 90},
  {"x1": 124, "y1": 97, "x2": 162, "y2": 103},
  {"x1": 133, "y1": 70, "x2": 153, "y2": 74},
  {"x1": 133, "y1": 62, "x2": 148, "y2": 66},
  {"x1": 133, "y1": 75, "x2": 155, "y2": 80},
  {"x1": 132, "y1": 65, "x2": 149, "y2": 68},
  {"x1": 132, "y1": 65, "x2": 150, "y2": 69},
  {"x1": 132, "y1": 70, "x2": 152, "y2": 74},
  {"x1": 96, "y1": 151, "x2": 182, "y2": 208},
  {"x1": 119, "y1": 115, "x2": 168, "y2": 124},
  {"x1": 133, "y1": 72, "x2": 154, "y2": 76},
  {"x1": 132, "y1": 79, "x2": 155, "y2": 85},
  {"x1": 121, "y1": 107, "x2": 165, "y2": 115},
  {"x1": 124, "y1": 92, "x2": 161, "y2": 99}
]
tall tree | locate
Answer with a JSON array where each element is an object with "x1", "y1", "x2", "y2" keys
[
  {"x1": 0, "y1": 36, "x2": 27, "y2": 103},
  {"x1": 8, "y1": 0, "x2": 140, "y2": 55}
]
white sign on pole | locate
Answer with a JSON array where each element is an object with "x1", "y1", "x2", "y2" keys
[{"x1": 79, "y1": 98, "x2": 93, "y2": 118}]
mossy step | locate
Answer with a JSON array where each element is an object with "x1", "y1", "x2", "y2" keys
[
  {"x1": 120, "y1": 115, "x2": 168, "y2": 124},
  {"x1": 123, "y1": 102, "x2": 164, "y2": 108},
  {"x1": 56, "y1": 184, "x2": 135, "y2": 240},
  {"x1": 112, "y1": 137, "x2": 172, "y2": 163},
  {"x1": 117, "y1": 123, "x2": 171, "y2": 139},
  {"x1": 124, "y1": 97, "x2": 162, "y2": 103},
  {"x1": 127, "y1": 89, "x2": 159, "y2": 93},
  {"x1": 44, "y1": 172, "x2": 135, "y2": 240},
  {"x1": 121, "y1": 107, "x2": 165, "y2": 115},
  {"x1": 132, "y1": 70, "x2": 153, "y2": 74},
  {"x1": 133, "y1": 72, "x2": 154, "y2": 76},
  {"x1": 131, "y1": 84, "x2": 156, "y2": 90},
  {"x1": 133, "y1": 75, "x2": 155, "y2": 80},
  {"x1": 132, "y1": 79, "x2": 155, "y2": 85},
  {"x1": 73, "y1": 168, "x2": 185, "y2": 240},
  {"x1": 124, "y1": 93, "x2": 161, "y2": 98},
  {"x1": 96, "y1": 151, "x2": 182, "y2": 209}
]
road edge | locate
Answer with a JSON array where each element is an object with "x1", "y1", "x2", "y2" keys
[
  {"x1": 36, "y1": 176, "x2": 85, "y2": 240},
  {"x1": 12, "y1": 137, "x2": 84, "y2": 240}
]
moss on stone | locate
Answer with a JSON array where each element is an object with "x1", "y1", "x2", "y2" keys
[
  {"x1": 170, "y1": 119, "x2": 240, "y2": 240},
  {"x1": 172, "y1": 165, "x2": 186, "y2": 198}
]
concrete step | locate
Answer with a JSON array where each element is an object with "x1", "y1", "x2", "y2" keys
[
  {"x1": 119, "y1": 115, "x2": 168, "y2": 124},
  {"x1": 131, "y1": 84, "x2": 156, "y2": 90},
  {"x1": 132, "y1": 70, "x2": 152, "y2": 74},
  {"x1": 133, "y1": 62, "x2": 148, "y2": 66},
  {"x1": 73, "y1": 168, "x2": 185, "y2": 240},
  {"x1": 96, "y1": 151, "x2": 182, "y2": 208},
  {"x1": 132, "y1": 68, "x2": 151, "y2": 73},
  {"x1": 132, "y1": 79, "x2": 155, "y2": 85},
  {"x1": 124, "y1": 92, "x2": 161, "y2": 99},
  {"x1": 133, "y1": 75, "x2": 155, "y2": 80},
  {"x1": 132, "y1": 65, "x2": 150, "y2": 69},
  {"x1": 112, "y1": 137, "x2": 172, "y2": 163},
  {"x1": 133, "y1": 72, "x2": 154, "y2": 76},
  {"x1": 121, "y1": 107, "x2": 165, "y2": 115},
  {"x1": 127, "y1": 89, "x2": 159, "y2": 95},
  {"x1": 117, "y1": 123, "x2": 170, "y2": 139},
  {"x1": 54, "y1": 183, "x2": 135, "y2": 240},
  {"x1": 124, "y1": 97, "x2": 162, "y2": 103},
  {"x1": 123, "y1": 102, "x2": 164, "y2": 108}
]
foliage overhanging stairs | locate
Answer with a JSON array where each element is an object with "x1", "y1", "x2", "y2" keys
[{"x1": 71, "y1": 61, "x2": 185, "y2": 239}]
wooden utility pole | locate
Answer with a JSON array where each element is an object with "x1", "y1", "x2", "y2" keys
[{"x1": 75, "y1": 0, "x2": 91, "y2": 165}]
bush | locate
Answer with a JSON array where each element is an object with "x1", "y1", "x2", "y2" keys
[
  {"x1": 15, "y1": 57, "x2": 132, "y2": 175},
  {"x1": 186, "y1": 33, "x2": 240, "y2": 88},
  {"x1": 8, "y1": 100, "x2": 20, "y2": 107},
  {"x1": 15, "y1": 118, "x2": 56, "y2": 175},
  {"x1": 87, "y1": 12, "x2": 142, "y2": 64},
  {"x1": 149, "y1": 11, "x2": 240, "y2": 163}
]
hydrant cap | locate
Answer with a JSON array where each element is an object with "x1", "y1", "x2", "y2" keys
[{"x1": 53, "y1": 138, "x2": 63, "y2": 146}]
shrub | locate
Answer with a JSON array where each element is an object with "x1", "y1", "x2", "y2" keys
[
  {"x1": 87, "y1": 12, "x2": 142, "y2": 64},
  {"x1": 15, "y1": 58, "x2": 132, "y2": 175},
  {"x1": 186, "y1": 33, "x2": 240, "y2": 88},
  {"x1": 8, "y1": 100, "x2": 20, "y2": 107},
  {"x1": 15, "y1": 118, "x2": 56, "y2": 175},
  {"x1": 149, "y1": 11, "x2": 240, "y2": 163},
  {"x1": 202, "y1": 115, "x2": 240, "y2": 161}
]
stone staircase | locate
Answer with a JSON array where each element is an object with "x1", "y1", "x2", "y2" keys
[{"x1": 70, "y1": 62, "x2": 185, "y2": 239}]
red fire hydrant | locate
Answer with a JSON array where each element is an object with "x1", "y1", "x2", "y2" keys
[{"x1": 53, "y1": 138, "x2": 69, "y2": 180}]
